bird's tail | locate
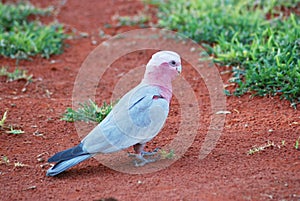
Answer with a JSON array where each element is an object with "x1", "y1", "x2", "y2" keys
[
  {"x1": 46, "y1": 154, "x2": 92, "y2": 176},
  {"x1": 46, "y1": 143, "x2": 92, "y2": 176}
]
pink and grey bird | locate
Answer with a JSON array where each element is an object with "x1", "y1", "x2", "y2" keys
[{"x1": 46, "y1": 51, "x2": 182, "y2": 176}]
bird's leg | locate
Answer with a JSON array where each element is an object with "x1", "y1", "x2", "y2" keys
[
  {"x1": 140, "y1": 147, "x2": 160, "y2": 156},
  {"x1": 128, "y1": 143, "x2": 160, "y2": 167}
]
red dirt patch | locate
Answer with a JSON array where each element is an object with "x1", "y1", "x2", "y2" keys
[{"x1": 0, "y1": 1, "x2": 299, "y2": 200}]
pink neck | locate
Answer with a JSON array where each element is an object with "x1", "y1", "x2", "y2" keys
[
  {"x1": 141, "y1": 78, "x2": 173, "y2": 102},
  {"x1": 158, "y1": 85, "x2": 172, "y2": 102},
  {"x1": 142, "y1": 63, "x2": 177, "y2": 102}
]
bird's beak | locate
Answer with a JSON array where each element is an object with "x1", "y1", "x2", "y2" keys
[{"x1": 176, "y1": 65, "x2": 182, "y2": 74}]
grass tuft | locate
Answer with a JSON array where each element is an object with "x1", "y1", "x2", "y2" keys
[
  {"x1": 153, "y1": 0, "x2": 300, "y2": 107},
  {"x1": 0, "y1": 156, "x2": 10, "y2": 165},
  {"x1": 61, "y1": 100, "x2": 115, "y2": 123},
  {"x1": 0, "y1": 111, "x2": 24, "y2": 134},
  {"x1": 159, "y1": 149, "x2": 175, "y2": 159},
  {"x1": 0, "y1": 67, "x2": 32, "y2": 82},
  {"x1": 0, "y1": 2, "x2": 66, "y2": 60}
]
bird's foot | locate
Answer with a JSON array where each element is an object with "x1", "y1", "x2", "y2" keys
[
  {"x1": 127, "y1": 147, "x2": 160, "y2": 167},
  {"x1": 133, "y1": 154, "x2": 157, "y2": 167}
]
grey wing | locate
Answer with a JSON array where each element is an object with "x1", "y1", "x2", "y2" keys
[{"x1": 82, "y1": 85, "x2": 169, "y2": 154}]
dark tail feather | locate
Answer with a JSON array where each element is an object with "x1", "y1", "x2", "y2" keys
[
  {"x1": 47, "y1": 143, "x2": 91, "y2": 176},
  {"x1": 48, "y1": 143, "x2": 86, "y2": 163},
  {"x1": 46, "y1": 154, "x2": 92, "y2": 176}
]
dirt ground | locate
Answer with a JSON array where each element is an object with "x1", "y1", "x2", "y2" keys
[{"x1": 0, "y1": 1, "x2": 299, "y2": 200}]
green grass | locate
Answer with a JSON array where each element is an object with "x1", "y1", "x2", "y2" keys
[
  {"x1": 116, "y1": 12, "x2": 150, "y2": 27},
  {"x1": 61, "y1": 100, "x2": 115, "y2": 123},
  {"x1": 0, "y1": 111, "x2": 24, "y2": 135},
  {"x1": 113, "y1": 5, "x2": 151, "y2": 28},
  {"x1": 0, "y1": 156, "x2": 10, "y2": 165},
  {"x1": 0, "y1": 67, "x2": 32, "y2": 82},
  {"x1": 151, "y1": 0, "x2": 300, "y2": 107},
  {"x1": 0, "y1": 2, "x2": 66, "y2": 60}
]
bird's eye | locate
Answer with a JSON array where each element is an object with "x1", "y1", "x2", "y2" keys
[{"x1": 169, "y1": 60, "x2": 176, "y2": 67}]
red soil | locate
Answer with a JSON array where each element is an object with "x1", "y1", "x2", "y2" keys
[{"x1": 0, "y1": 1, "x2": 299, "y2": 200}]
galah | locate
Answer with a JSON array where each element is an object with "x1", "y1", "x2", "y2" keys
[{"x1": 46, "y1": 51, "x2": 182, "y2": 176}]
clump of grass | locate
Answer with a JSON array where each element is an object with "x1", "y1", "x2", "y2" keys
[
  {"x1": 0, "y1": 67, "x2": 32, "y2": 82},
  {"x1": 159, "y1": 149, "x2": 175, "y2": 159},
  {"x1": 118, "y1": 14, "x2": 149, "y2": 26},
  {"x1": 0, "y1": 2, "x2": 48, "y2": 29},
  {"x1": 0, "y1": 111, "x2": 24, "y2": 135},
  {"x1": 152, "y1": 0, "x2": 300, "y2": 107},
  {"x1": 0, "y1": 2, "x2": 66, "y2": 60},
  {"x1": 214, "y1": 13, "x2": 300, "y2": 108},
  {"x1": 113, "y1": 6, "x2": 151, "y2": 28},
  {"x1": 61, "y1": 100, "x2": 115, "y2": 123}
]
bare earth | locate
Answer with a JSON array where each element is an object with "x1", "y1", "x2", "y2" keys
[{"x1": 0, "y1": 1, "x2": 299, "y2": 200}]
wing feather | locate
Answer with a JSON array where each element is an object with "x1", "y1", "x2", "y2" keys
[{"x1": 82, "y1": 84, "x2": 169, "y2": 154}]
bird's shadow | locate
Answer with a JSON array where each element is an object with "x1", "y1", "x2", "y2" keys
[{"x1": 51, "y1": 163, "x2": 111, "y2": 180}]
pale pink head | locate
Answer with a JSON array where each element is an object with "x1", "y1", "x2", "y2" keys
[
  {"x1": 142, "y1": 51, "x2": 182, "y2": 102},
  {"x1": 142, "y1": 51, "x2": 181, "y2": 87}
]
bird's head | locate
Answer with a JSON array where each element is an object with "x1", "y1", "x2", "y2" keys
[
  {"x1": 142, "y1": 50, "x2": 182, "y2": 101},
  {"x1": 146, "y1": 51, "x2": 182, "y2": 76}
]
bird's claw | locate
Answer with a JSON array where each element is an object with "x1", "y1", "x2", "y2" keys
[
  {"x1": 134, "y1": 157, "x2": 157, "y2": 167},
  {"x1": 127, "y1": 147, "x2": 160, "y2": 166}
]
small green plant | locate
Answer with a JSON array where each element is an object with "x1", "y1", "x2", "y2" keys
[
  {"x1": 61, "y1": 99, "x2": 115, "y2": 123},
  {"x1": 0, "y1": 2, "x2": 66, "y2": 60},
  {"x1": 0, "y1": 111, "x2": 24, "y2": 134},
  {"x1": 113, "y1": 8, "x2": 150, "y2": 27},
  {"x1": 247, "y1": 141, "x2": 276, "y2": 155},
  {"x1": 0, "y1": 156, "x2": 10, "y2": 165},
  {"x1": 152, "y1": 0, "x2": 300, "y2": 107},
  {"x1": 0, "y1": 67, "x2": 32, "y2": 82},
  {"x1": 6, "y1": 126, "x2": 25, "y2": 134},
  {"x1": 159, "y1": 149, "x2": 175, "y2": 159},
  {"x1": 0, "y1": 155, "x2": 29, "y2": 169}
]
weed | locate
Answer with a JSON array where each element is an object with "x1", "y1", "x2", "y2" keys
[
  {"x1": 152, "y1": 0, "x2": 300, "y2": 107},
  {"x1": 0, "y1": 2, "x2": 66, "y2": 60},
  {"x1": 113, "y1": 6, "x2": 150, "y2": 28},
  {"x1": 0, "y1": 67, "x2": 32, "y2": 82},
  {"x1": 159, "y1": 149, "x2": 175, "y2": 159},
  {"x1": 0, "y1": 156, "x2": 10, "y2": 165},
  {"x1": 247, "y1": 141, "x2": 276, "y2": 155},
  {"x1": 6, "y1": 126, "x2": 25, "y2": 135},
  {"x1": 61, "y1": 99, "x2": 115, "y2": 123},
  {"x1": 118, "y1": 15, "x2": 149, "y2": 27},
  {"x1": 0, "y1": 111, "x2": 24, "y2": 134}
]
